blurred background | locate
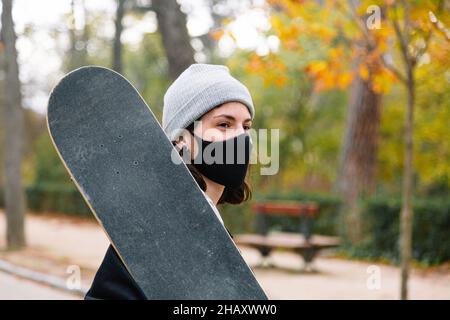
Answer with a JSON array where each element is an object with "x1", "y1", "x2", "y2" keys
[{"x1": 0, "y1": 0, "x2": 449, "y2": 300}]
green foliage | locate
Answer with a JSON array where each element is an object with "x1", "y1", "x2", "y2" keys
[
  {"x1": 26, "y1": 183, "x2": 91, "y2": 217},
  {"x1": 227, "y1": 50, "x2": 347, "y2": 192},
  {"x1": 378, "y1": 63, "x2": 450, "y2": 195},
  {"x1": 122, "y1": 32, "x2": 171, "y2": 122},
  {"x1": 21, "y1": 132, "x2": 91, "y2": 216},
  {"x1": 33, "y1": 133, "x2": 72, "y2": 187},
  {"x1": 0, "y1": 183, "x2": 91, "y2": 217},
  {"x1": 220, "y1": 200, "x2": 254, "y2": 235},
  {"x1": 346, "y1": 196, "x2": 450, "y2": 265}
]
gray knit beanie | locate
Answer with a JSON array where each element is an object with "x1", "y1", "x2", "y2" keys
[{"x1": 162, "y1": 63, "x2": 255, "y2": 141}]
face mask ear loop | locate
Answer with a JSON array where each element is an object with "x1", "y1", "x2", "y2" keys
[{"x1": 191, "y1": 131, "x2": 206, "y2": 165}]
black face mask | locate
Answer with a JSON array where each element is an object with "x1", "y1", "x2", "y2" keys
[{"x1": 191, "y1": 132, "x2": 252, "y2": 188}]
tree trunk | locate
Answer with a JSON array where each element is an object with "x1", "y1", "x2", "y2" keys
[
  {"x1": 67, "y1": 0, "x2": 88, "y2": 71},
  {"x1": 152, "y1": 0, "x2": 195, "y2": 79},
  {"x1": 400, "y1": 66, "x2": 415, "y2": 300},
  {"x1": 199, "y1": 0, "x2": 230, "y2": 62},
  {"x1": 334, "y1": 0, "x2": 383, "y2": 244},
  {"x1": 112, "y1": 0, "x2": 126, "y2": 73},
  {"x1": 1, "y1": 0, "x2": 27, "y2": 250},
  {"x1": 68, "y1": 0, "x2": 77, "y2": 70},
  {"x1": 336, "y1": 74, "x2": 381, "y2": 243}
]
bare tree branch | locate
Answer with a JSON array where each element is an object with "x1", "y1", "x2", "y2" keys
[
  {"x1": 131, "y1": 4, "x2": 153, "y2": 12},
  {"x1": 390, "y1": 3, "x2": 410, "y2": 67},
  {"x1": 381, "y1": 54, "x2": 407, "y2": 84}
]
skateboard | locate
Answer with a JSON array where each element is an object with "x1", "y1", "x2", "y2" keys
[{"x1": 47, "y1": 66, "x2": 268, "y2": 299}]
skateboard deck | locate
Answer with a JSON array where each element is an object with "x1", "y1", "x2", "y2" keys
[{"x1": 47, "y1": 66, "x2": 268, "y2": 299}]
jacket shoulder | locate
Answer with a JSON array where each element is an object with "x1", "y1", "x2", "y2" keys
[{"x1": 85, "y1": 245, "x2": 147, "y2": 300}]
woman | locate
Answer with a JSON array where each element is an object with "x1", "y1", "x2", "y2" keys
[{"x1": 85, "y1": 63, "x2": 255, "y2": 299}]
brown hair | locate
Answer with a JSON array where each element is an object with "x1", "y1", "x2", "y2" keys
[{"x1": 172, "y1": 122, "x2": 252, "y2": 205}]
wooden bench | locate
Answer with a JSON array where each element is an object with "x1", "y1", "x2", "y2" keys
[{"x1": 234, "y1": 201, "x2": 340, "y2": 271}]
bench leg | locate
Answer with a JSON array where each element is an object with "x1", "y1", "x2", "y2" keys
[
  {"x1": 259, "y1": 257, "x2": 275, "y2": 268},
  {"x1": 256, "y1": 247, "x2": 274, "y2": 268},
  {"x1": 299, "y1": 247, "x2": 318, "y2": 272}
]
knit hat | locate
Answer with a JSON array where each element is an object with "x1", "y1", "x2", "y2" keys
[{"x1": 162, "y1": 63, "x2": 255, "y2": 141}]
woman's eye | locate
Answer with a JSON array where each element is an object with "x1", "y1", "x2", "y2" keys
[
  {"x1": 244, "y1": 125, "x2": 251, "y2": 130},
  {"x1": 218, "y1": 123, "x2": 229, "y2": 128}
]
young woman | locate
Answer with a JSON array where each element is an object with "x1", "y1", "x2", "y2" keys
[{"x1": 85, "y1": 63, "x2": 255, "y2": 299}]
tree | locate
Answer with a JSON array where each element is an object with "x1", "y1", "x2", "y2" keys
[
  {"x1": 130, "y1": 0, "x2": 195, "y2": 79},
  {"x1": 151, "y1": 0, "x2": 195, "y2": 79},
  {"x1": 380, "y1": 0, "x2": 449, "y2": 300},
  {"x1": 0, "y1": 0, "x2": 27, "y2": 249},
  {"x1": 334, "y1": 1, "x2": 385, "y2": 243},
  {"x1": 66, "y1": 0, "x2": 89, "y2": 71},
  {"x1": 113, "y1": 0, "x2": 126, "y2": 73}
]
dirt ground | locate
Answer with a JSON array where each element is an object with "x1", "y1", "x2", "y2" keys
[{"x1": 0, "y1": 211, "x2": 449, "y2": 300}]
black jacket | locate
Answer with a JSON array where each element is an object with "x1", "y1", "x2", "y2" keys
[{"x1": 85, "y1": 228, "x2": 234, "y2": 300}]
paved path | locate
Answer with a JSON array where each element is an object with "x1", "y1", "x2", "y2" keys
[
  {"x1": 243, "y1": 250, "x2": 450, "y2": 299},
  {"x1": 0, "y1": 270, "x2": 80, "y2": 300}
]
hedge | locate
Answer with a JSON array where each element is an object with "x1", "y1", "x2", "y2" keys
[
  {"x1": 348, "y1": 196, "x2": 450, "y2": 265},
  {"x1": 0, "y1": 183, "x2": 92, "y2": 217}
]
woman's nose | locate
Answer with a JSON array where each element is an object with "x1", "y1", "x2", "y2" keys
[
  {"x1": 234, "y1": 126, "x2": 246, "y2": 136},
  {"x1": 223, "y1": 126, "x2": 246, "y2": 140}
]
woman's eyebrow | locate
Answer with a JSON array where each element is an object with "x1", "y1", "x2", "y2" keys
[{"x1": 213, "y1": 114, "x2": 252, "y2": 122}]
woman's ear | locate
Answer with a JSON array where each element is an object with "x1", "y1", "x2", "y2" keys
[
  {"x1": 174, "y1": 133, "x2": 193, "y2": 158},
  {"x1": 173, "y1": 137, "x2": 185, "y2": 152},
  {"x1": 173, "y1": 130, "x2": 197, "y2": 161}
]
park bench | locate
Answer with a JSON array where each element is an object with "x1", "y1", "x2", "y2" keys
[{"x1": 234, "y1": 201, "x2": 340, "y2": 271}]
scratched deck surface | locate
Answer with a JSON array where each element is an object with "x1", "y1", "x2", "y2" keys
[{"x1": 47, "y1": 66, "x2": 267, "y2": 299}]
